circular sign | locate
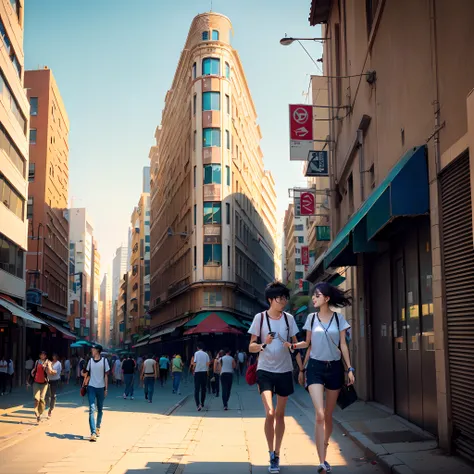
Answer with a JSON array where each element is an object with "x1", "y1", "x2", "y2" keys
[{"x1": 293, "y1": 107, "x2": 309, "y2": 124}]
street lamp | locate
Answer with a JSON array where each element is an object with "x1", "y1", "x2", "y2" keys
[{"x1": 280, "y1": 37, "x2": 328, "y2": 46}]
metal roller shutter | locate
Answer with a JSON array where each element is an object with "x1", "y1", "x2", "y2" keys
[{"x1": 440, "y1": 152, "x2": 474, "y2": 462}]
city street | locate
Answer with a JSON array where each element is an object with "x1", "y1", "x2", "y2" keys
[{"x1": 0, "y1": 379, "x2": 383, "y2": 474}]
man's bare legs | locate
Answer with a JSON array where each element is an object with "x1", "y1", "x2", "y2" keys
[{"x1": 261, "y1": 391, "x2": 289, "y2": 457}]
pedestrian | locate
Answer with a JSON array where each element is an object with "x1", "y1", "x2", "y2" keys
[
  {"x1": 248, "y1": 280, "x2": 304, "y2": 474},
  {"x1": 190, "y1": 342, "x2": 210, "y2": 411},
  {"x1": 158, "y1": 354, "x2": 170, "y2": 386},
  {"x1": 31, "y1": 350, "x2": 53, "y2": 423},
  {"x1": 288, "y1": 282, "x2": 354, "y2": 473},
  {"x1": 207, "y1": 351, "x2": 214, "y2": 393},
  {"x1": 47, "y1": 353, "x2": 62, "y2": 418},
  {"x1": 212, "y1": 350, "x2": 224, "y2": 397},
  {"x1": 237, "y1": 350, "x2": 247, "y2": 376},
  {"x1": 113, "y1": 357, "x2": 123, "y2": 386},
  {"x1": 25, "y1": 355, "x2": 34, "y2": 387},
  {"x1": 64, "y1": 357, "x2": 71, "y2": 384},
  {"x1": 122, "y1": 355, "x2": 135, "y2": 400},
  {"x1": 0, "y1": 355, "x2": 8, "y2": 395},
  {"x1": 7, "y1": 356, "x2": 14, "y2": 393},
  {"x1": 77, "y1": 356, "x2": 85, "y2": 386},
  {"x1": 83, "y1": 343, "x2": 110, "y2": 442},
  {"x1": 141, "y1": 354, "x2": 157, "y2": 403},
  {"x1": 171, "y1": 354, "x2": 184, "y2": 395},
  {"x1": 220, "y1": 348, "x2": 236, "y2": 410}
]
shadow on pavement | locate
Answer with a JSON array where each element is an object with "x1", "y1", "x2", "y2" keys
[{"x1": 45, "y1": 431, "x2": 85, "y2": 440}]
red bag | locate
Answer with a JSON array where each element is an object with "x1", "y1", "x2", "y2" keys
[{"x1": 246, "y1": 312, "x2": 264, "y2": 386}]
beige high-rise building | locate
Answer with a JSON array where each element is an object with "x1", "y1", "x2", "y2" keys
[{"x1": 149, "y1": 13, "x2": 277, "y2": 338}]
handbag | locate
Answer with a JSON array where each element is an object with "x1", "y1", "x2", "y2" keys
[
  {"x1": 337, "y1": 384, "x2": 357, "y2": 410},
  {"x1": 80, "y1": 385, "x2": 88, "y2": 397}
]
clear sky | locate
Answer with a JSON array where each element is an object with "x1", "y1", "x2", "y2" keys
[{"x1": 24, "y1": 0, "x2": 323, "y2": 272}]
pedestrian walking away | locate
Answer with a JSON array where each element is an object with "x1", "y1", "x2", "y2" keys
[
  {"x1": 288, "y1": 282, "x2": 355, "y2": 473},
  {"x1": 31, "y1": 351, "x2": 53, "y2": 423},
  {"x1": 25, "y1": 355, "x2": 34, "y2": 387},
  {"x1": 6, "y1": 356, "x2": 14, "y2": 393},
  {"x1": 141, "y1": 355, "x2": 157, "y2": 403},
  {"x1": 237, "y1": 350, "x2": 247, "y2": 376},
  {"x1": 0, "y1": 355, "x2": 8, "y2": 395},
  {"x1": 159, "y1": 354, "x2": 170, "y2": 386},
  {"x1": 171, "y1": 354, "x2": 184, "y2": 394},
  {"x1": 220, "y1": 348, "x2": 236, "y2": 410},
  {"x1": 113, "y1": 357, "x2": 123, "y2": 386},
  {"x1": 191, "y1": 342, "x2": 210, "y2": 411},
  {"x1": 83, "y1": 343, "x2": 110, "y2": 442},
  {"x1": 47, "y1": 354, "x2": 62, "y2": 418},
  {"x1": 212, "y1": 350, "x2": 224, "y2": 397},
  {"x1": 64, "y1": 357, "x2": 71, "y2": 384},
  {"x1": 248, "y1": 280, "x2": 304, "y2": 474},
  {"x1": 122, "y1": 355, "x2": 135, "y2": 399}
]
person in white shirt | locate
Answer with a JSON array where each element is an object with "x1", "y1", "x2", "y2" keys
[
  {"x1": 47, "y1": 354, "x2": 62, "y2": 418},
  {"x1": 83, "y1": 344, "x2": 110, "y2": 442},
  {"x1": 64, "y1": 358, "x2": 71, "y2": 384},
  {"x1": 190, "y1": 342, "x2": 210, "y2": 411},
  {"x1": 25, "y1": 356, "x2": 34, "y2": 387},
  {"x1": 248, "y1": 281, "x2": 304, "y2": 474},
  {"x1": 220, "y1": 348, "x2": 236, "y2": 410},
  {"x1": 140, "y1": 355, "x2": 157, "y2": 403},
  {"x1": 0, "y1": 355, "x2": 8, "y2": 395},
  {"x1": 237, "y1": 350, "x2": 246, "y2": 375},
  {"x1": 287, "y1": 282, "x2": 354, "y2": 474}
]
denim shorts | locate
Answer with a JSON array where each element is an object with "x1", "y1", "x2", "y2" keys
[{"x1": 306, "y1": 359, "x2": 344, "y2": 390}]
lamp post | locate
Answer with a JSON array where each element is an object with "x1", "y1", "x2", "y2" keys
[{"x1": 279, "y1": 37, "x2": 328, "y2": 46}]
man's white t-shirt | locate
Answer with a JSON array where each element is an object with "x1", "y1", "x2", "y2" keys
[
  {"x1": 49, "y1": 361, "x2": 62, "y2": 381},
  {"x1": 143, "y1": 358, "x2": 156, "y2": 376},
  {"x1": 25, "y1": 359, "x2": 34, "y2": 371},
  {"x1": 237, "y1": 352, "x2": 245, "y2": 363},
  {"x1": 193, "y1": 350, "x2": 210, "y2": 373},
  {"x1": 86, "y1": 357, "x2": 110, "y2": 388},
  {"x1": 65, "y1": 359, "x2": 71, "y2": 372},
  {"x1": 248, "y1": 312, "x2": 299, "y2": 373},
  {"x1": 221, "y1": 355, "x2": 234, "y2": 374},
  {"x1": 303, "y1": 312, "x2": 350, "y2": 362}
]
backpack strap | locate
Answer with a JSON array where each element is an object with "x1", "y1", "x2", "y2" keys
[
  {"x1": 311, "y1": 313, "x2": 316, "y2": 331},
  {"x1": 258, "y1": 312, "x2": 264, "y2": 343},
  {"x1": 283, "y1": 312, "x2": 290, "y2": 341}
]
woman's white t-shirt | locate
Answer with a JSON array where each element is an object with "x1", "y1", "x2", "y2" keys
[
  {"x1": 248, "y1": 312, "x2": 299, "y2": 373},
  {"x1": 303, "y1": 312, "x2": 350, "y2": 362},
  {"x1": 220, "y1": 355, "x2": 234, "y2": 374},
  {"x1": 86, "y1": 357, "x2": 110, "y2": 388}
]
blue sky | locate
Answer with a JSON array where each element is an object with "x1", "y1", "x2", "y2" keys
[{"x1": 24, "y1": 0, "x2": 322, "y2": 271}]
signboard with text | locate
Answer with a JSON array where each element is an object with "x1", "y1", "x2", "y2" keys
[
  {"x1": 301, "y1": 246, "x2": 309, "y2": 265},
  {"x1": 306, "y1": 150, "x2": 329, "y2": 176},
  {"x1": 300, "y1": 192, "x2": 316, "y2": 216},
  {"x1": 289, "y1": 104, "x2": 313, "y2": 161},
  {"x1": 316, "y1": 226, "x2": 331, "y2": 241}
]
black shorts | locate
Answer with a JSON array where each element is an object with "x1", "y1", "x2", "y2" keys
[
  {"x1": 306, "y1": 359, "x2": 344, "y2": 390},
  {"x1": 257, "y1": 370, "x2": 294, "y2": 397}
]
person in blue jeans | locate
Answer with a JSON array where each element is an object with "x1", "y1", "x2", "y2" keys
[
  {"x1": 121, "y1": 356, "x2": 135, "y2": 400},
  {"x1": 140, "y1": 355, "x2": 157, "y2": 403},
  {"x1": 83, "y1": 344, "x2": 110, "y2": 442},
  {"x1": 171, "y1": 354, "x2": 184, "y2": 395}
]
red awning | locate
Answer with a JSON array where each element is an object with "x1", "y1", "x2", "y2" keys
[{"x1": 183, "y1": 313, "x2": 243, "y2": 335}]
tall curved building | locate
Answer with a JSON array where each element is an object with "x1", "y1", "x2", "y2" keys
[{"x1": 148, "y1": 13, "x2": 277, "y2": 347}]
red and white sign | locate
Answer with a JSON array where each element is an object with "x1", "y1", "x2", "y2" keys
[
  {"x1": 301, "y1": 246, "x2": 309, "y2": 265},
  {"x1": 289, "y1": 104, "x2": 313, "y2": 161},
  {"x1": 300, "y1": 192, "x2": 315, "y2": 215}
]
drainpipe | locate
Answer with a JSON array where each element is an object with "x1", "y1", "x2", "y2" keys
[{"x1": 357, "y1": 128, "x2": 365, "y2": 201}]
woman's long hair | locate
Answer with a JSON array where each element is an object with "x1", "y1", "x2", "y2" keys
[{"x1": 314, "y1": 282, "x2": 352, "y2": 308}]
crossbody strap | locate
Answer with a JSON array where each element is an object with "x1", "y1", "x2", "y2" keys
[{"x1": 316, "y1": 312, "x2": 342, "y2": 356}]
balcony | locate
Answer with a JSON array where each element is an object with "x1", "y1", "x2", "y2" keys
[
  {"x1": 202, "y1": 77, "x2": 220, "y2": 92},
  {"x1": 203, "y1": 265, "x2": 222, "y2": 280},
  {"x1": 202, "y1": 146, "x2": 221, "y2": 165},
  {"x1": 202, "y1": 111, "x2": 220, "y2": 128},
  {"x1": 203, "y1": 184, "x2": 221, "y2": 201}
]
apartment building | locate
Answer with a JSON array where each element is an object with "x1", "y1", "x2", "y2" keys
[
  {"x1": 148, "y1": 13, "x2": 277, "y2": 354},
  {"x1": 0, "y1": 0, "x2": 32, "y2": 370},
  {"x1": 99, "y1": 271, "x2": 112, "y2": 346},
  {"x1": 91, "y1": 240, "x2": 100, "y2": 341},
  {"x1": 308, "y1": 0, "x2": 474, "y2": 459},
  {"x1": 24, "y1": 69, "x2": 70, "y2": 336}
]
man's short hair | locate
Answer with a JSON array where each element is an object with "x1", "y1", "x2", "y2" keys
[
  {"x1": 196, "y1": 341, "x2": 204, "y2": 350},
  {"x1": 264, "y1": 280, "x2": 290, "y2": 301}
]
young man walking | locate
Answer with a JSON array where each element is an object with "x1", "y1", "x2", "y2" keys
[
  {"x1": 159, "y1": 354, "x2": 170, "y2": 387},
  {"x1": 171, "y1": 354, "x2": 184, "y2": 395},
  {"x1": 190, "y1": 342, "x2": 209, "y2": 411},
  {"x1": 122, "y1": 355, "x2": 135, "y2": 400},
  {"x1": 220, "y1": 348, "x2": 236, "y2": 410},
  {"x1": 31, "y1": 351, "x2": 53, "y2": 422},
  {"x1": 248, "y1": 281, "x2": 304, "y2": 474},
  {"x1": 141, "y1": 354, "x2": 157, "y2": 403},
  {"x1": 47, "y1": 354, "x2": 62, "y2": 418},
  {"x1": 83, "y1": 344, "x2": 110, "y2": 442}
]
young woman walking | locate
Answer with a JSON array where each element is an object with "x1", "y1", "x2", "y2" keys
[{"x1": 285, "y1": 282, "x2": 354, "y2": 473}]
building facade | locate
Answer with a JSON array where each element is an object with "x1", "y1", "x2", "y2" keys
[
  {"x1": 148, "y1": 13, "x2": 277, "y2": 353},
  {"x1": 24, "y1": 68, "x2": 70, "y2": 333},
  {"x1": 308, "y1": 0, "x2": 474, "y2": 460},
  {"x1": 0, "y1": 0, "x2": 31, "y2": 369},
  {"x1": 91, "y1": 239, "x2": 100, "y2": 341},
  {"x1": 99, "y1": 271, "x2": 112, "y2": 346}
]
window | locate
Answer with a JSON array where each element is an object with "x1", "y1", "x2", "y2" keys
[
  {"x1": 298, "y1": 236, "x2": 304, "y2": 243},
  {"x1": 28, "y1": 163, "x2": 35, "y2": 182},
  {"x1": 202, "y1": 31, "x2": 209, "y2": 40},
  {"x1": 193, "y1": 166, "x2": 196, "y2": 187},
  {"x1": 204, "y1": 244, "x2": 222, "y2": 265},
  {"x1": 202, "y1": 57, "x2": 220, "y2": 76},
  {"x1": 226, "y1": 130, "x2": 230, "y2": 149},
  {"x1": 295, "y1": 271, "x2": 304, "y2": 280},
  {"x1": 295, "y1": 224, "x2": 304, "y2": 231},
  {"x1": 347, "y1": 173, "x2": 354, "y2": 215},
  {"x1": 295, "y1": 248, "x2": 301, "y2": 254},
  {"x1": 193, "y1": 94, "x2": 196, "y2": 114},
  {"x1": 369, "y1": 164, "x2": 375, "y2": 189},
  {"x1": 29, "y1": 129, "x2": 37, "y2": 144},
  {"x1": 202, "y1": 91, "x2": 220, "y2": 111},
  {"x1": 0, "y1": 72, "x2": 26, "y2": 132},
  {"x1": 295, "y1": 258, "x2": 301, "y2": 266},
  {"x1": 203, "y1": 202, "x2": 221, "y2": 224},
  {"x1": 30, "y1": 97, "x2": 38, "y2": 116},
  {"x1": 145, "y1": 235, "x2": 150, "y2": 243},
  {"x1": 225, "y1": 94, "x2": 230, "y2": 114},
  {"x1": 203, "y1": 128, "x2": 221, "y2": 147},
  {"x1": 0, "y1": 19, "x2": 21, "y2": 78},
  {"x1": 0, "y1": 232, "x2": 24, "y2": 278},
  {"x1": 226, "y1": 203, "x2": 230, "y2": 224},
  {"x1": 193, "y1": 130, "x2": 197, "y2": 150},
  {"x1": 192, "y1": 62, "x2": 197, "y2": 79},
  {"x1": 203, "y1": 164, "x2": 221, "y2": 184},
  {"x1": 9, "y1": 0, "x2": 20, "y2": 19},
  {"x1": 204, "y1": 290, "x2": 223, "y2": 306},
  {"x1": 212, "y1": 30, "x2": 219, "y2": 41},
  {"x1": 226, "y1": 166, "x2": 230, "y2": 186},
  {"x1": 0, "y1": 174, "x2": 24, "y2": 220},
  {"x1": 193, "y1": 246, "x2": 197, "y2": 266},
  {"x1": 225, "y1": 62, "x2": 230, "y2": 79},
  {"x1": 27, "y1": 197, "x2": 33, "y2": 219},
  {"x1": 194, "y1": 204, "x2": 197, "y2": 225},
  {"x1": 0, "y1": 123, "x2": 25, "y2": 176},
  {"x1": 227, "y1": 245, "x2": 231, "y2": 266}
]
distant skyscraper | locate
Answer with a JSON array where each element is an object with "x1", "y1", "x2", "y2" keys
[
  {"x1": 112, "y1": 245, "x2": 128, "y2": 302},
  {"x1": 142, "y1": 166, "x2": 150, "y2": 193}
]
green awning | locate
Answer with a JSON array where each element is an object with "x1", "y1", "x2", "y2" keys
[
  {"x1": 184, "y1": 311, "x2": 248, "y2": 329},
  {"x1": 295, "y1": 305, "x2": 308, "y2": 316},
  {"x1": 325, "y1": 146, "x2": 428, "y2": 269},
  {"x1": 327, "y1": 274, "x2": 346, "y2": 287},
  {"x1": 136, "y1": 334, "x2": 150, "y2": 344}
]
